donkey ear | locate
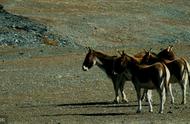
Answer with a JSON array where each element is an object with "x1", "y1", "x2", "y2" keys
[
  {"x1": 144, "y1": 48, "x2": 152, "y2": 53},
  {"x1": 169, "y1": 45, "x2": 173, "y2": 51},
  {"x1": 86, "y1": 47, "x2": 92, "y2": 52},
  {"x1": 84, "y1": 47, "x2": 90, "y2": 52},
  {"x1": 147, "y1": 51, "x2": 151, "y2": 56},
  {"x1": 122, "y1": 50, "x2": 125, "y2": 55},
  {"x1": 149, "y1": 48, "x2": 152, "y2": 52},
  {"x1": 85, "y1": 46, "x2": 90, "y2": 50},
  {"x1": 166, "y1": 46, "x2": 171, "y2": 52},
  {"x1": 117, "y1": 50, "x2": 123, "y2": 56},
  {"x1": 144, "y1": 49, "x2": 148, "y2": 53},
  {"x1": 117, "y1": 50, "x2": 125, "y2": 56}
]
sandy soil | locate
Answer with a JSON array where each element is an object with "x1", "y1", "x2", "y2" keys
[
  {"x1": 0, "y1": 0, "x2": 190, "y2": 123},
  {"x1": 0, "y1": 46, "x2": 189, "y2": 124}
]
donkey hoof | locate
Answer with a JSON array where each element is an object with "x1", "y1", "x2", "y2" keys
[
  {"x1": 149, "y1": 110, "x2": 153, "y2": 113},
  {"x1": 181, "y1": 101, "x2": 186, "y2": 105},
  {"x1": 113, "y1": 100, "x2": 119, "y2": 104},
  {"x1": 122, "y1": 99, "x2": 129, "y2": 104},
  {"x1": 141, "y1": 98, "x2": 147, "y2": 102},
  {"x1": 159, "y1": 111, "x2": 164, "y2": 114},
  {"x1": 136, "y1": 110, "x2": 141, "y2": 113},
  {"x1": 171, "y1": 101, "x2": 175, "y2": 105}
]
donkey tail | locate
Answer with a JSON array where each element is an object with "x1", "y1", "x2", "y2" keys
[
  {"x1": 182, "y1": 58, "x2": 190, "y2": 88},
  {"x1": 162, "y1": 63, "x2": 170, "y2": 95}
]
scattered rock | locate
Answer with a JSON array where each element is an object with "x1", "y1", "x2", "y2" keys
[{"x1": 0, "y1": 4, "x2": 79, "y2": 48}]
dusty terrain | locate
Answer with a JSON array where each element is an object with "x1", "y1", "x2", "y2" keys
[{"x1": 0, "y1": 0, "x2": 190, "y2": 123}]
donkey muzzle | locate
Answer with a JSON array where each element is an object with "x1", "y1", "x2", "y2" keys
[{"x1": 82, "y1": 66, "x2": 89, "y2": 71}]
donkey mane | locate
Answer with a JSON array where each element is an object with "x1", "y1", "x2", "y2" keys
[
  {"x1": 125, "y1": 54, "x2": 144, "y2": 65},
  {"x1": 93, "y1": 50, "x2": 117, "y2": 60}
]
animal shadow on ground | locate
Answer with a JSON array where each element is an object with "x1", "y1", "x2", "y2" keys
[
  {"x1": 40, "y1": 101, "x2": 156, "y2": 117},
  {"x1": 19, "y1": 101, "x2": 159, "y2": 117},
  {"x1": 56, "y1": 101, "x2": 136, "y2": 108}
]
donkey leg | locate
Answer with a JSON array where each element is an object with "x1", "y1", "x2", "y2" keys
[
  {"x1": 141, "y1": 89, "x2": 150, "y2": 102},
  {"x1": 180, "y1": 76, "x2": 188, "y2": 104},
  {"x1": 120, "y1": 80, "x2": 128, "y2": 103},
  {"x1": 169, "y1": 83, "x2": 174, "y2": 104},
  {"x1": 113, "y1": 88, "x2": 120, "y2": 104},
  {"x1": 135, "y1": 87, "x2": 142, "y2": 113},
  {"x1": 147, "y1": 90, "x2": 153, "y2": 112},
  {"x1": 112, "y1": 79, "x2": 120, "y2": 104},
  {"x1": 159, "y1": 88, "x2": 166, "y2": 114}
]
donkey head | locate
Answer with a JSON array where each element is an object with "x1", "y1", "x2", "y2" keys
[
  {"x1": 140, "y1": 49, "x2": 157, "y2": 64},
  {"x1": 141, "y1": 50, "x2": 151, "y2": 64},
  {"x1": 82, "y1": 48, "x2": 96, "y2": 71},
  {"x1": 141, "y1": 48, "x2": 160, "y2": 65},
  {"x1": 113, "y1": 51, "x2": 138, "y2": 80},
  {"x1": 113, "y1": 51, "x2": 129, "y2": 74},
  {"x1": 157, "y1": 45, "x2": 175, "y2": 60},
  {"x1": 140, "y1": 48, "x2": 151, "y2": 63}
]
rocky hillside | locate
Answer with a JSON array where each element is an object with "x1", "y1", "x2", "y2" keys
[
  {"x1": 1, "y1": 0, "x2": 190, "y2": 49},
  {"x1": 0, "y1": 4, "x2": 78, "y2": 47}
]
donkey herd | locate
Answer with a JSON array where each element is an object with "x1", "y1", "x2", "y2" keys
[{"x1": 82, "y1": 46, "x2": 190, "y2": 114}]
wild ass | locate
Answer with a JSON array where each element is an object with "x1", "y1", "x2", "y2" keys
[
  {"x1": 113, "y1": 51, "x2": 170, "y2": 113},
  {"x1": 141, "y1": 46, "x2": 190, "y2": 104},
  {"x1": 82, "y1": 48, "x2": 129, "y2": 103},
  {"x1": 157, "y1": 46, "x2": 176, "y2": 60}
]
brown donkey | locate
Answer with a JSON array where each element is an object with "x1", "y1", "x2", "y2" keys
[
  {"x1": 141, "y1": 46, "x2": 190, "y2": 104},
  {"x1": 113, "y1": 52, "x2": 170, "y2": 113},
  {"x1": 82, "y1": 48, "x2": 130, "y2": 103}
]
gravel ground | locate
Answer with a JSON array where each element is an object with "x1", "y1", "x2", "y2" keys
[
  {"x1": 0, "y1": 46, "x2": 190, "y2": 124},
  {"x1": 0, "y1": 0, "x2": 190, "y2": 123}
]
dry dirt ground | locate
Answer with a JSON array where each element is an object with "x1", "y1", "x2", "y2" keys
[
  {"x1": 0, "y1": 46, "x2": 190, "y2": 124},
  {"x1": 0, "y1": 0, "x2": 190, "y2": 124}
]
